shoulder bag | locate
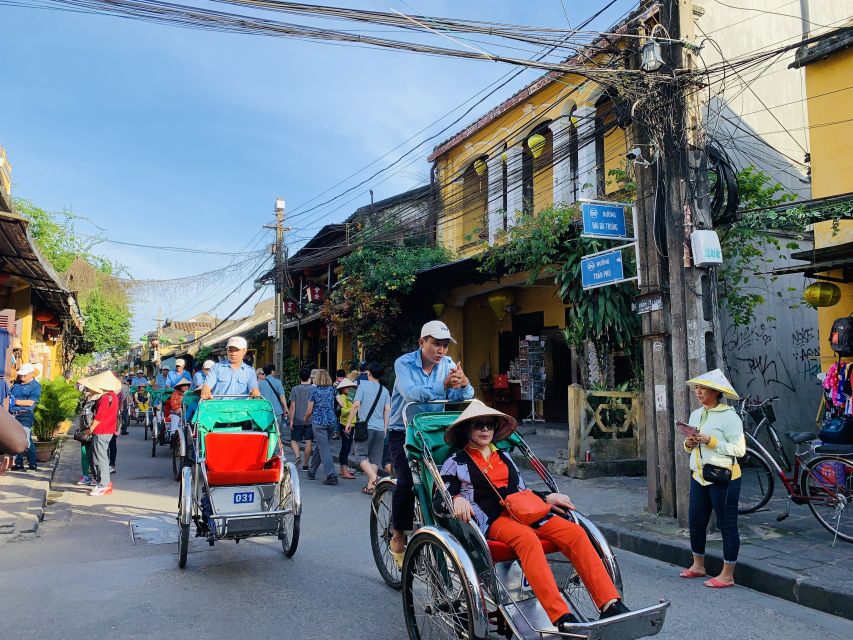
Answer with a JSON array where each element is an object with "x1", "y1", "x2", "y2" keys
[
  {"x1": 693, "y1": 431, "x2": 734, "y2": 484},
  {"x1": 354, "y1": 387, "x2": 382, "y2": 442},
  {"x1": 468, "y1": 450, "x2": 551, "y2": 525}
]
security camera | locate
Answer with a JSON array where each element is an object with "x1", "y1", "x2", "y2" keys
[{"x1": 626, "y1": 147, "x2": 642, "y2": 161}]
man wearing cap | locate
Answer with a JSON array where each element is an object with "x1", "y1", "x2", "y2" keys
[
  {"x1": 10, "y1": 363, "x2": 41, "y2": 471},
  {"x1": 131, "y1": 369, "x2": 148, "y2": 388},
  {"x1": 200, "y1": 336, "x2": 261, "y2": 399},
  {"x1": 167, "y1": 359, "x2": 192, "y2": 388},
  {"x1": 193, "y1": 360, "x2": 214, "y2": 390},
  {"x1": 154, "y1": 365, "x2": 169, "y2": 390},
  {"x1": 387, "y1": 320, "x2": 473, "y2": 565}
]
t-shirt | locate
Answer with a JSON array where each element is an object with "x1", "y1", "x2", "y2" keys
[
  {"x1": 11, "y1": 380, "x2": 41, "y2": 414},
  {"x1": 92, "y1": 392, "x2": 119, "y2": 435},
  {"x1": 309, "y1": 386, "x2": 337, "y2": 426},
  {"x1": 259, "y1": 376, "x2": 287, "y2": 416},
  {"x1": 353, "y1": 380, "x2": 391, "y2": 431},
  {"x1": 289, "y1": 384, "x2": 314, "y2": 426}
]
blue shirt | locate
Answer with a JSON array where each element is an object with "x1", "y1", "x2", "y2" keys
[
  {"x1": 154, "y1": 373, "x2": 169, "y2": 389},
  {"x1": 388, "y1": 350, "x2": 474, "y2": 431},
  {"x1": 11, "y1": 379, "x2": 42, "y2": 414},
  {"x1": 309, "y1": 386, "x2": 337, "y2": 426},
  {"x1": 0, "y1": 379, "x2": 9, "y2": 406},
  {"x1": 130, "y1": 376, "x2": 148, "y2": 387},
  {"x1": 192, "y1": 370, "x2": 206, "y2": 390},
  {"x1": 259, "y1": 376, "x2": 287, "y2": 416},
  {"x1": 353, "y1": 380, "x2": 391, "y2": 431},
  {"x1": 167, "y1": 370, "x2": 192, "y2": 388},
  {"x1": 203, "y1": 362, "x2": 258, "y2": 396}
]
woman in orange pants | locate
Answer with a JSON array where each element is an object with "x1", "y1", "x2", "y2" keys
[{"x1": 437, "y1": 401, "x2": 628, "y2": 632}]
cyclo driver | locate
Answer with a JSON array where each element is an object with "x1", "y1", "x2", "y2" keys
[
  {"x1": 134, "y1": 384, "x2": 151, "y2": 421},
  {"x1": 199, "y1": 336, "x2": 261, "y2": 400}
]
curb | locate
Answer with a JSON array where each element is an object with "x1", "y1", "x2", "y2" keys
[
  {"x1": 596, "y1": 519, "x2": 852, "y2": 621},
  {"x1": 0, "y1": 438, "x2": 64, "y2": 539}
]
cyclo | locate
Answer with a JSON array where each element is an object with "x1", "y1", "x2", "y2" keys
[
  {"x1": 129, "y1": 385, "x2": 153, "y2": 428},
  {"x1": 176, "y1": 395, "x2": 301, "y2": 568},
  {"x1": 369, "y1": 401, "x2": 670, "y2": 640},
  {"x1": 147, "y1": 387, "x2": 174, "y2": 456}
]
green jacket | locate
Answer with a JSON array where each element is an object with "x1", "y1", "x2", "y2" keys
[{"x1": 684, "y1": 404, "x2": 746, "y2": 486}]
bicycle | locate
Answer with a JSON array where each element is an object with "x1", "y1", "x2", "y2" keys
[{"x1": 736, "y1": 397, "x2": 853, "y2": 544}]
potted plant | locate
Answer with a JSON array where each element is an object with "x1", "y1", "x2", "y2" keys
[{"x1": 33, "y1": 377, "x2": 81, "y2": 462}]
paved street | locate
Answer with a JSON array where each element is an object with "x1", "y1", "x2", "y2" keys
[{"x1": 0, "y1": 427, "x2": 850, "y2": 640}]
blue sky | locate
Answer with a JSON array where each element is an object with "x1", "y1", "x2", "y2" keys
[{"x1": 1, "y1": 0, "x2": 636, "y2": 337}]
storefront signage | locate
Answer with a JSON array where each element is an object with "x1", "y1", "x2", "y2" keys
[
  {"x1": 581, "y1": 250, "x2": 624, "y2": 290},
  {"x1": 581, "y1": 201, "x2": 629, "y2": 240}
]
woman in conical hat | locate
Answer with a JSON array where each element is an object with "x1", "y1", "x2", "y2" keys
[
  {"x1": 439, "y1": 400, "x2": 628, "y2": 630},
  {"x1": 680, "y1": 369, "x2": 746, "y2": 588}
]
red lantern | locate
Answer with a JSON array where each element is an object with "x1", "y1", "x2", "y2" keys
[
  {"x1": 35, "y1": 310, "x2": 54, "y2": 323},
  {"x1": 0, "y1": 273, "x2": 10, "y2": 285},
  {"x1": 305, "y1": 285, "x2": 325, "y2": 303},
  {"x1": 42, "y1": 320, "x2": 60, "y2": 328},
  {"x1": 283, "y1": 300, "x2": 298, "y2": 316}
]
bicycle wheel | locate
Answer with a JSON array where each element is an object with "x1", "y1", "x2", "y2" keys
[
  {"x1": 171, "y1": 437, "x2": 183, "y2": 482},
  {"x1": 738, "y1": 448, "x2": 774, "y2": 514},
  {"x1": 371, "y1": 480, "x2": 402, "y2": 589},
  {"x1": 279, "y1": 465, "x2": 300, "y2": 557},
  {"x1": 803, "y1": 456, "x2": 853, "y2": 544},
  {"x1": 143, "y1": 417, "x2": 149, "y2": 440},
  {"x1": 151, "y1": 422, "x2": 157, "y2": 457}
]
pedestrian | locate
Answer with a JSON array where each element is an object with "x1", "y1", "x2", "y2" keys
[
  {"x1": 388, "y1": 320, "x2": 474, "y2": 567},
  {"x1": 10, "y1": 363, "x2": 41, "y2": 471},
  {"x1": 680, "y1": 369, "x2": 746, "y2": 588},
  {"x1": 199, "y1": 337, "x2": 261, "y2": 399},
  {"x1": 357, "y1": 361, "x2": 369, "y2": 383},
  {"x1": 257, "y1": 364, "x2": 288, "y2": 440},
  {"x1": 345, "y1": 362, "x2": 391, "y2": 495},
  {"x1": 77, "y1": 371, "x2": 122, "y2": 496},
  {"x1": 305, "y1": 368, "x2": 338, "y2": 485},
  {"x1": 334, "y1": 368, "x2": 346, "y2": 385},
  {"x1": 75, "y1": 386, "x2": 101, "y2": 486},
  {"x1": 440, "y1": 400, "x2": 628, "y2": 630},
  {"x1": 288, "y1": 367, "x2": 314, "y2": 469},
  {"x1": 335, "y1": 378, "x2": 357, "y2": 479}
]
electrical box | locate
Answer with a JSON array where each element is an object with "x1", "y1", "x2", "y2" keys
[{"x1": 690, "y1": 230, "x2": 723, "y2": 266}]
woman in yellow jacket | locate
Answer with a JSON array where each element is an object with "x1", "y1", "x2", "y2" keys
[{"x1": 680, "y1": 369, "x2": 746, "y2": 588}]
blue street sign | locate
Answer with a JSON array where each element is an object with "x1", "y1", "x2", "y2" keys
[
  {"x1": 581, "y1": 250, "x2": 625, "y2": 289},
  {"x1": 581, "y1": 202, "x2": 628, "y2": 238}
]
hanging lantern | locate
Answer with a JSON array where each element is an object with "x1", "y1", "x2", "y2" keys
[
  {"x1": 500, "y1": 151, "x2": 508, "y2": 164},
  {"x1": 473, "y1": 158, "x2": 487, "y2": 176},
  {"x1": 432, "y1": 303, "x2": 446, "y2": 318},
  {"x1": 306, "y1": 285, "x2": 325, "y2": 303},
  {"x1": 34, "y1": 310, "x2": 54, "y2": 323},
  {"x1": 641, "y1": 39, "x2": 664, "y2": 72},
  {"x1": 283, "y1": 300, "x2": 299, "y2": 316},
  {"x1": 0, "y1": 273, "x2": 10, "y2": 285},
  {"x1": 42, "y1": 320, "x2": 60, "y2": 328},
  {"x1": 527, "y1": 133, "x2": 546, "y2": 159},
  {"x1": 803, "y1": 282, "x2": 841, "y2": 307},
  {"x1": 487, "y1": 290, "x2": 515, "y2": 321}
]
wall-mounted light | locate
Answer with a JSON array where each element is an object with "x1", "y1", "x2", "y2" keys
[
  {"x1": 432, "y1": 303, "x2": 446, "y2": 318},
  {"x1": 527, "y1": 134, "x2": 546, "y2": 159},
  {"x1": 641, "y1": 39, "x2": 664, "y2": 72},
  {"x1": 487, "y1": 291, "x2": 515, "y2": 320},
  {"x1": 473, "y1": 159, "x2": 487, "y2": 176}
]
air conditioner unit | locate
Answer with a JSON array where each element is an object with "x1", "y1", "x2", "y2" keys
[{"x1": 690, "y1": 230, "x2": 723, "y2": 267}]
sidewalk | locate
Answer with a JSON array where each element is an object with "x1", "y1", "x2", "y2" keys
[
  {"x1": 514, "y1": 433, "x2": 853, "y2": 621},
  {"x1": 0, "y1": 439, "x2": 65, "y2": 543}
]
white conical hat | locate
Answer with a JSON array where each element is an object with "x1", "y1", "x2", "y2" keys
[
  {"x1": 685, "y1": 369, "x2": 740, "y2": 400},
  {"x1": 78, "y1": 371, "x2": 122, "y2": 394},
  {"x1": 444, "y1": 399, "x2": 517, "y2": 445}
]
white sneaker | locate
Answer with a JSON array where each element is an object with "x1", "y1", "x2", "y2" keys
[
  {"x1": 109, "y1": 465, "x2": 116, "y2": 474},
  {"x1": 89, "y1": 485, "x2": 113, "y2": 496}
]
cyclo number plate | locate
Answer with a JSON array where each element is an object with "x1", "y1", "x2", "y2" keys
[{"x1": 234, "y1": 491, "x2": 255, "y2": 504}]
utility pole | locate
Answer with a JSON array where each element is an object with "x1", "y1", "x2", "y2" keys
[
  {"x1": 634, "y1": 0, "x2": 722, "y2": 524},
  {"x1": 274, "y1": 197, "x2": 286, "y2": 376}
]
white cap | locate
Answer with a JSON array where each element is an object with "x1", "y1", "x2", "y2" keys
[
  {"x1": 175, "y1": 359, "x2": 186, "y2": 367},
  {"x1": 420, "y1": 320, "x2": 456, "y2": 344},
  {"x1": 160, "y1": 365, "x2": 169, "y2": 371},
  {"x1": 226, "y1": 336, "x2": 248, "y2": 350},
  {"x1": 17, "y1": 363, "x2": 37, "y2": 377},
  {"x1": 203, "y1": 360, "x2": 215, "y2": 369}
]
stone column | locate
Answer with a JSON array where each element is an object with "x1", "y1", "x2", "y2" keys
[
  {"x1": 550, "y1": 117, "x2": 575, "y2": 206},
  {"x1": 575, "y1": 106, "x2": 598, "y2": 200},
  {"x1": 504, "y1": 145, "x2": 524, "y2": 229},
  {"x1": 486, "y1": 154, "x2": 505, "y2": 243}
]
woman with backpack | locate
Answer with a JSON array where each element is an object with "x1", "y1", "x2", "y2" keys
[{"x1": 77, "y1": 371, "x2": 122, "y2": 496}]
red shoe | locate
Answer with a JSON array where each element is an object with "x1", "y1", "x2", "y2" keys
[{"x1": 704, "y1": 577, "x2": 734, "y2": 588}]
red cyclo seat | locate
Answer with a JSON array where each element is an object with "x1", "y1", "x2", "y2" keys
[
  {"x1": 205, "y1": 432, "x2": 281, "y2": 486},
  {"x1": 488, "y1": 539, "x2": 559, "y2": 563}
]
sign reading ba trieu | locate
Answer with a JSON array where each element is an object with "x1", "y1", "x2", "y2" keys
[
  {"x1": 581, "y1": 202, "x2": 627, "y2": 238},
  {"x1": 581, "y1": 250, "x2": 624, "y2": 289}
]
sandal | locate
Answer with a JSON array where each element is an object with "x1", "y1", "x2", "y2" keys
[
  {"x1": 390, "y1": 549, "x2": 405, "y2": 569},
  {"x1": 361, "y1": 486, "x2": 374, "y2": 495},
  {"x1": 295, "y1": 456, "x2": 302, "y2": 467},
  {"x1": 704, "y1": 577, "x2": 734, "y2": 588},
  {"x1": 679, "y1": 569, "x2": 706, "y2": 578}
]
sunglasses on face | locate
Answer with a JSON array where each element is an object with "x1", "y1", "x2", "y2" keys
[{"x1": 471, "y1": 421, "x2": 496, "y2": 432}]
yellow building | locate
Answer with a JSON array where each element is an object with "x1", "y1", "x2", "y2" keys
[
  {"x1": 787, "y1": 27, "x2": 853, "y2": 369},
  {"x1": 426, "y1": 31, "x2": 637, "y2": 421}
]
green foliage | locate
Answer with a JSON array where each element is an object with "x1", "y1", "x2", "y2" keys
[
  {"x1": 322, "y1": 244, "x2": 450, "y2": 357},
  {"x1": 281, "y1": 356, "x2": 300, "y2": 395},
  {"x1": 34, "y1": 376, "x2": 82, "y2": 441},
  {"x1": 480, "y1": 206, "x2": 640, "y2": 387},
  {"x1": 717, "y1": 166, "x2": 850, "y2": 326},
  {"x1": 80, "y1": 290, "x2": 131, "y2": 355}
]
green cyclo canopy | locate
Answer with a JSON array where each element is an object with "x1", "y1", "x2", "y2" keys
[{"x1": 193, "y1": 398, "x2": 276, "y2": 432}]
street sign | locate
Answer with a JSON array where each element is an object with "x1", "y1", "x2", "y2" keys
[
  {"x1": 632, "y1": 293, "x2": 664, "y2": 315},
  {"x1": 581, "y1": 250, "x2": 624, "y2": 289},
  {"x1": 267, "y1": 319, "x2": 276, "y2": 337},
  {"x1": 581, "y1": 201, "x2": 629, "y2": 239}
]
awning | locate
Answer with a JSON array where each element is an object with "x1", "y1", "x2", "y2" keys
[
  {"x1": 282, "y1": 310, "x2": 323, "y2": 330},
  {"x1": 771, "y1": 241, "x2": 853, "y2": 281}
]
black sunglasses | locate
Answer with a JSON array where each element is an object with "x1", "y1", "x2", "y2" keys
[{"x1": 471, "y1": 421, "x2": 496, "y2": 431}]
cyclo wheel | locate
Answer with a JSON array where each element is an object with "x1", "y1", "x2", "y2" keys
[
  {"x1": 171, "y1": 436, "x2": 183, "y2": 482},
  {"x1": 803, "y1": 456, "x2": 853, "y2": 544},
  {"x1": 402, "y1": 530, "x2": 480, "y2": 640},
  {"x1": 737, "y1": 447, "x2": 775, "y2": 514},
  {"x1": 279, "y1": 463, "x2": 300, "y2": 557},
  {"x1": 151, "y1": 421, "x2": 157, "y2": 457},
  {"x1": 143, "y1": 416, "x2": 149, "y2": 440},
  {"x1": 177, "y1": 466, "x2": 192, "y2": 569},
  {"x1": 371, "y1": 480, "x2": 402, "y2": 589}
]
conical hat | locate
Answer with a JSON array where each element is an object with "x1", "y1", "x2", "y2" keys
[
  {"x1": 78, "y1": 371, "x2": 122, "y2": 394},
  {"x1": 443, "y1": 399, "x2": 518, "y2": 446},
  {"x1": 685, "y1": 369, "x2": 740, "y2": 400}
]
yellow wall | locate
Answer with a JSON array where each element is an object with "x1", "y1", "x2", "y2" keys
[
  {"x1": 804, "y1": 47, "x2": 853, "y2": 199},
  {"x1": 813, "y1": 221, "x2": 853, "y2": 369}
]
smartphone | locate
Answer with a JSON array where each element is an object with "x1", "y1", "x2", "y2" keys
[{"x1": 676, "y1": 421, "x2": 699, "y2": 437}]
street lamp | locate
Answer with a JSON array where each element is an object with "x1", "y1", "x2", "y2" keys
[{"x1": 641, "y1": 39, "x2": 664, "y2": 72}]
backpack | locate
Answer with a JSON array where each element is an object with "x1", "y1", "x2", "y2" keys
[
  {"x1": 829, "y1": 316, "x2": 853, "y2": 357},
  {"x1": 819, "y1": 415, "x2": 853, "y2": 445}
]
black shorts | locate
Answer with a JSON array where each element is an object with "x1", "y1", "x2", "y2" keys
[{"x1": 291, "y1": 424, "x2": 314, "y2": 442}]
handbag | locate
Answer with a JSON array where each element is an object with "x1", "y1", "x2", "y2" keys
[
  {"x1": 354, "y1": 387, "x2": 382, "y2": 442},
  {"x1": 73, "y1": 427, "x2": 92, "y2": 445},
  {"x1": 693, "y1": 435, "x2": 734, "y2": 484},
  {"x1": 471, "y1": 450, "x2": 552, "y2": 525}
]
